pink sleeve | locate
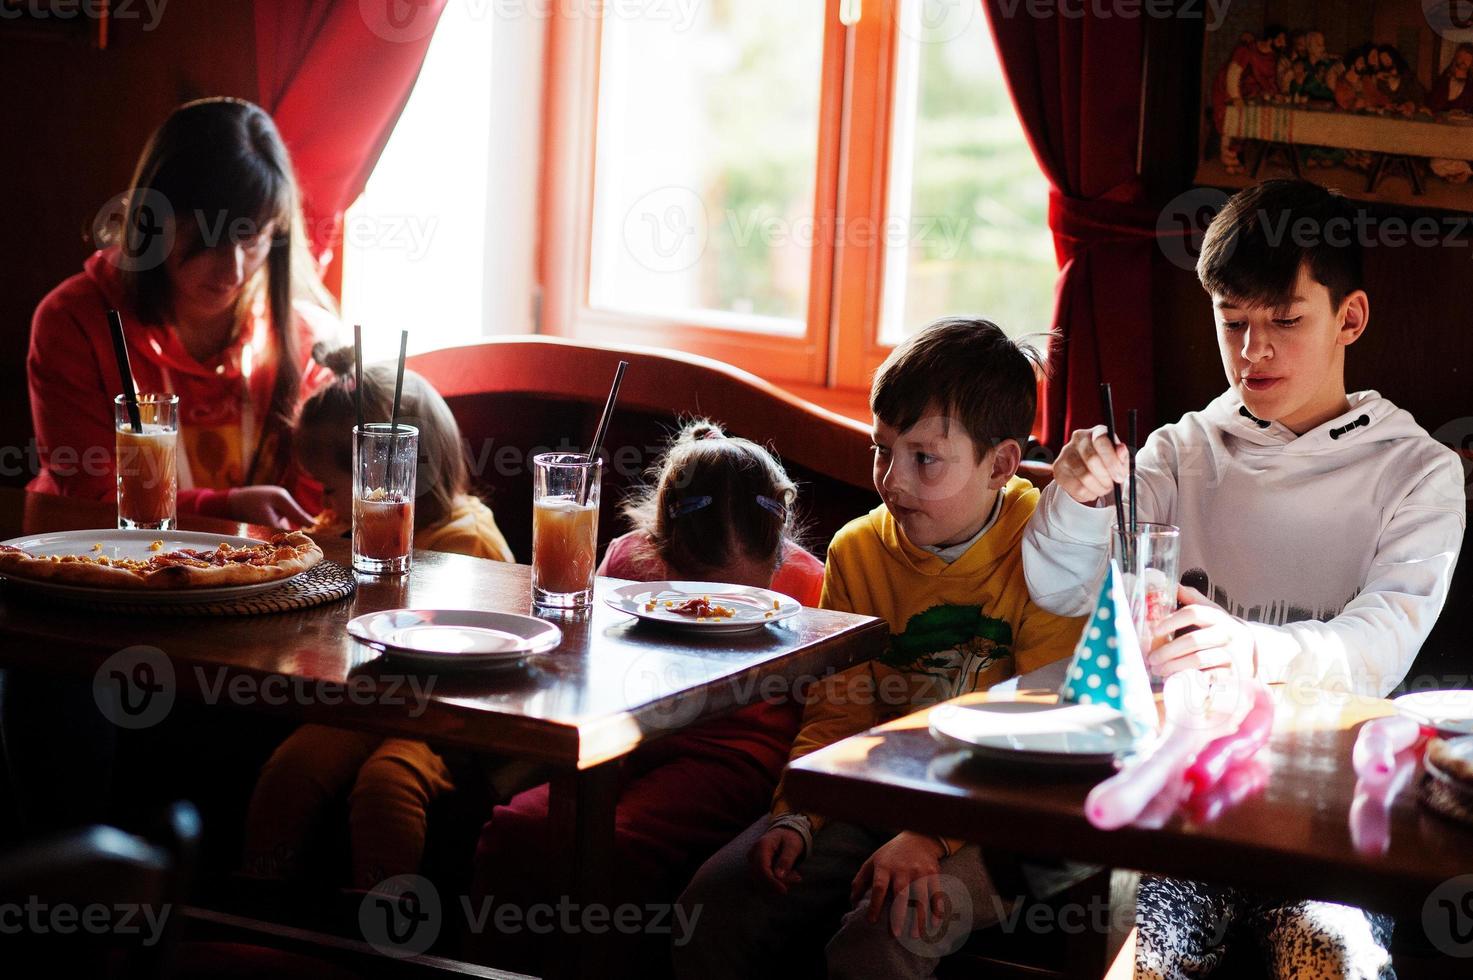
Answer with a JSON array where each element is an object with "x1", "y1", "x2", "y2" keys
[
  {"x1": 180, "y1": 488, "x2": 234, "y2": 519},
  {"x1": 598, "y1": 532, "x2": 665, "y2": 581},
  {"x1": 772, "y1": 544, "x2": 826, "y2": 607},
  {"x1": 26, "y1": 287, "x2": 117, "y2": 501}
]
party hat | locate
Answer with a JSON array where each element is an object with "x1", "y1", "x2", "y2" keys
[{"x1": 1058, "y1": 559, "x2": 1159, "y2": 740}]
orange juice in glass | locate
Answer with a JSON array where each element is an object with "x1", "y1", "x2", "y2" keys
[
  {"x1": 531, "y1": 453, "x2": 601, "y2": 607},
  {"x1": 353, "y1": 423, "x2": 417, "y2": 575},
  {"x1": 114, "y1": 393, "x2": 178, "y2": 530}
]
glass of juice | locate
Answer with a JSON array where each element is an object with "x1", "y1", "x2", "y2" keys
[
  {"x1": 353, "y1": 423, "x2": 418, "y2": 575},
  {"x1": 1111, "y1": 522, "x2": 1181, "y2": 667},
  {"x1": 531, "y1": 452, "x2": 601, "y2": 608},
  {"x1": 114, "y1": 393, "x2": 178, "y2": 531}
]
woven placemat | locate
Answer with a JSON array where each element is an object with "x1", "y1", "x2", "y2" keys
[{"x1": 20, "y1": 559, "x2": 356, "y2": 617}]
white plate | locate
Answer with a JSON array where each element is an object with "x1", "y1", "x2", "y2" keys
[
  {"x1": 604, "y1": 581, "x2": 802, "y2": 633},
  {"x1": 0, "y1": 528, "x2": 301, "y2": 604},
  {"x1": 929, "y1": 701, "x2": 1137, "y2": 766},
  {"x1": 347, "y1": 609, "x2": 562, "y2": 668},
  {"x1": 1393, "y1": 690, "x2": 1473, "y2": 735}
]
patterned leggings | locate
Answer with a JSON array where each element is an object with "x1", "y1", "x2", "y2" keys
[{"x1": 1135, "y1": 875, "x2": 1396, "y2": 979}]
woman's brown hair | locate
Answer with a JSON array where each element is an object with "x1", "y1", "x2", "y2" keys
[
  {"x1": 107, "y1": 97, "x2": 334, "y2": 479},
  {"x1": 623, "y1": 419, "x2": 801, "y2": 578},
  {"x1": 300, "y1": 345, "x2": 470, "y2": 531}
]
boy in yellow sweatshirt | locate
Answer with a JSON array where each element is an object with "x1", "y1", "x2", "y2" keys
[{"x1": 674, "y1": 318, "x2": 1084, "y2": 980}]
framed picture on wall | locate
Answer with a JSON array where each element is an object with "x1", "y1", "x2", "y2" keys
[{"x1": 1196, "y1": 1, "x2": 1473, "y2": 210}]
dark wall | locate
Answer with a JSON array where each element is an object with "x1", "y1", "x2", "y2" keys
[
  {"x1": 0, "y1": 3, "x2": 259, "y2": 487},
  {"x1": 1143, "y1": 11, "x2": 1473, "y2": 441}
]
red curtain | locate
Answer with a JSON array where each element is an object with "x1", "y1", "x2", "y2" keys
[
  {"x1": 255, "y1": 0, "x2": 449, "y2": 271},
  {"x1": 981, "y1": 2, "x2": 1159, "y2": 449}
]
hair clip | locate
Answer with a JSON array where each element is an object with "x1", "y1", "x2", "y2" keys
[
  {"x1": 756, "y1": 494, "x2": 787, "y2": 519},
  {"x1": 667, "y1": 496, "x2": 713, "y2": 519}
]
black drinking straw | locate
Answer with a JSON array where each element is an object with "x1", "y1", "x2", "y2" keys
[
  {"x1": 107, "y1": 309, "x2": 142, "y2": 434},
  {"x1": 1128, "y1": 408, "x2": 1140, "y2": 566},
  {"x1": 580, "y1": 360, "x2": 628, "y2": 505},
  {"x1": 389, "y1": 329, "x2": 408, "y2": 439},
  {"x1": 1099, "y1": 383, "x2": 1128, "y2": 559},
  {"x1": 353, "y1": 323, "x2": 364, "y2": 436}
]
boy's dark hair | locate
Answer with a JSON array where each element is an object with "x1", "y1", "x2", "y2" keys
[
  {"x1": 1197, "y1": 178, "x2": 1364, "y2": 311},
  {"x1": 623, "y1": 419, "x2": 800, "y2": 579},
  {"x1": 871, "y1": 318, "x2": 1042, "y2": 456}
]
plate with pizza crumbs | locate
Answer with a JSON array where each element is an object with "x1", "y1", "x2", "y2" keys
[
  {"x1": 604, "y1": 581, "x2": 802, "y2": 633},
  {"x1": 0, "y1": 529, "x2": 320, "y2": 604}
]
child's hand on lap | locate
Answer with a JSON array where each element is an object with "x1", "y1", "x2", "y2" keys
[
  {"x1": 1149, "y1": 585, "x2": 1255, "y2": 678},
  {"x1": 1053, "y1": 425, "x2": 1130, "y2": 506},
  {"x1": 749, "y1": 826, "x2": 805, "y2": 895},
  {"x1": 849, "y1": 831, "x2": 947, "y2": 938}
]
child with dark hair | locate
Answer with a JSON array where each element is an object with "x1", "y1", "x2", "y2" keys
[
  {"x1": 240, "y1": 344, "x2": 514, "y2": 890},
  {"x1": 470, "y1": 419, "x2": 823, "y2": 977},
  {"x1": 1024, "y1": 178, "x2": 1465, "y2": 977},
  {"x1": 674, "y1": 318, "x2": 1083, "y2": 980}
]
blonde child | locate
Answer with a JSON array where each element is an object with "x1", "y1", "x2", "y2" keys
[
  {"x1": 241, "y1": 344, "x2": 514, "y2": 889},
  {"x1": 470, "y1": 419, "x2": 824, "y2": 976}
]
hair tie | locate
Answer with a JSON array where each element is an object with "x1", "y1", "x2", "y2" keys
[
  {"x1": 668, "y1": 496, "x2": 713, "y2": 519},
  {"x1": 700, "y1": 429, "x2": 724, "y2": 441},
  {"x1": 756, "y1": 494, "x2": 787, "y2": 519}
]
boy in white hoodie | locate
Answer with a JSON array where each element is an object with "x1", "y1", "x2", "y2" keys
[{"x1": 1023, "y1": 178, "x2": 1464, "y2": 978}]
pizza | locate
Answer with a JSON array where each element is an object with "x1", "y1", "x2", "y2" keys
[{"x1": 0, "y1": 531, "x2": 322, "y2": 591}]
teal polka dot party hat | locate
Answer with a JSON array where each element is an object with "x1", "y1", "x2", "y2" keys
[{"x1": 1057, "y1": 559, "x2": 1159, "y2": 741}]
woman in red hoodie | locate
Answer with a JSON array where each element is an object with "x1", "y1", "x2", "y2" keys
[{"x1": 27, "y1": 97, "x2": 337, "y2": 527}]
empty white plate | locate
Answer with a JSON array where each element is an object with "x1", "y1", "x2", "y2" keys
[
  {"x1": 1393, "y1": 690, "x2": 1473, "y2": 735},
  {"x1": 929, "y1": 700, "x2": 1138, "y2": 765},
  {"x1": 604, "y1": 581, "x2": 802, "y2": 633},
  {"x1": 347, "y1": 609, "x2": 562, "y2": 668}
]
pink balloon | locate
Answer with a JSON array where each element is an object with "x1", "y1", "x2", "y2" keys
[{"x1": 1351, "y1": 715, "x2": 1423, "y2": 781}]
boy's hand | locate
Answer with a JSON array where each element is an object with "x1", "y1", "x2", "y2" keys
[
  {"x1": 1149, "y1": 585, "x2": 1255, "y2": 678},
  {"x1": 748, "y1": 826, "x2": 805, "y2": 895},
  {"x1": 849, "y1": 832, "x2": 946, "y2": 938},
  {"x1": 1052, "y1": 426, "x2": 1130, "y2": 506},
  {"x1": 228, "y1": 485, "x2": 315, "y2": 530}
]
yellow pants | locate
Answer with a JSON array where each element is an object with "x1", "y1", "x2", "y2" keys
[{"x1": 242, "y1": 724, "x2": 455, "y2": 890}]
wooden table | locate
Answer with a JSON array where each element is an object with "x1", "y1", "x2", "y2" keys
[
  {"x1": 0, "y1": 489, "x2": 886, "y2": 976},
  {"x1": 784, "y1": 680, "x2": 1473, "y2": 918}
]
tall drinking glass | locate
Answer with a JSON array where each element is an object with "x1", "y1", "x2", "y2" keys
[
  {"x1": 1111, "y1": 522, "x2": 1181, "y2": 664},
  {"x1": 114, "y1": 393, "x2": 178, "y2": 531},
  {"x1": 353, "y1": 423, "x2": 417, "y2": 575},
  {"x1": 532, "y1": 453, "x2": 601, "y2": 608}
]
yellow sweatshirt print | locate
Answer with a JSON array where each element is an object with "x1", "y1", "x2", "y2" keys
[{"x1": 771, "y1": 477, "x2": 1084, "y2": 825}]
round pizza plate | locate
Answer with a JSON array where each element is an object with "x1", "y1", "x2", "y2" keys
[{"x1": 0, "y1": 528, "x2": 308, "y2": 605}]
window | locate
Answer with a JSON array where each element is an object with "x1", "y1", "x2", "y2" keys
[
  {"x1": 341, "y1": 2, "x2": 545, "y2": 363},
  {"x1": 546, "y1": 0, "x2": 1057, "y2": 401}
]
